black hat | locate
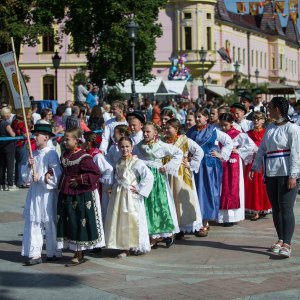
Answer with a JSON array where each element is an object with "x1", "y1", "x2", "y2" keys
[
  {"x1": 32, "y1": 124, "x2": 55, "y2": 137},
  {"x1": 231, "y1": 102, "x2": 247, "y2": 114},
  {"x1": 126, "y1": 111, "x2": 145, "y2": 124},
  {"x1": 240, "y1": 92, "x2": 253, "y2": 103}
]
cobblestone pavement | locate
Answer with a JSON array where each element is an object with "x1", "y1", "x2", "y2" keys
[{"x1": 1, "y1": 189, "x2": 300, "y2": 300}]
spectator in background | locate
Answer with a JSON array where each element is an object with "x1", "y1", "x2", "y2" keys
[
  {"x1": 144, "y1": 98, "x2": 153, "y2": 121},
  {"x1": 75, "y1": 81, "x2": 89, "y2": 104},
  {"x1": 36, "y1": 108, "x2": 52, "y2": 125},
  {"x1": 31, "y1": 103, "x2": 41, "y2": 125},
  {"x1": 102, "y1": 104, "x2": 112, "y2": 122},
  {"x1": 79, "y1": 106, "x2": 90, "y2": 132},
  {"x1": 86, "y1": 86, "x2": 99, "y2": 110},
  {"x1": 12, "y1": 111, "x2": 35, "y2": 188},
  {"x1": 53, "y1": 105, "x2": 66, "y2": 130},
  {"x1": 65, "y1": 106, "x2": 80, "y2": 130},
  {"x1": 88, "y1": 106, "x2": 105, "y2": 131},
  {"x1": 63, "y1": 100, "x2": 73, "y2": 127},
  {"x1": 0, "y1": 107, "x2": 16, "y2": 191},
  {"x1": 151, "y1": 100, "x2": 161, "y2": 126}
]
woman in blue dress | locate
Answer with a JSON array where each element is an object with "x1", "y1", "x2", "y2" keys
[{"x1": 187, "y1": 108, "x2": 233, "y2": 236}]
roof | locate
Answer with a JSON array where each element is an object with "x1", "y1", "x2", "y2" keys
[
  {"x1": 215, "y1": 0, "x2": 300, "y2": 47},
  {"x1": 117, "y1": 78, "x2": 166, "y2": 94},
  {"x1": 205, "y1": 85, "x2": 232, "y2": 98}
]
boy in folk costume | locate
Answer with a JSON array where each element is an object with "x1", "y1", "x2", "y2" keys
[
  {"x1": 21, "y1": 124, "x2": 62, "y2": 265},
  {"x1": 127, "y1": 111, "x2": 145, "y2": 146}
]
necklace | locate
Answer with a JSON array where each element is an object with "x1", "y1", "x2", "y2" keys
[
  {"x1": 197, "y1": 124, "x2": 208, "y2": 131},
  {"x1": 165, "y1": 134, "x2": 178, "y2": 144}
]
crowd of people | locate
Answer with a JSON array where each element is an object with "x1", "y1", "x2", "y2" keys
[{"x1": 0, "y1": 87, "x2": 299, "y2": 266}]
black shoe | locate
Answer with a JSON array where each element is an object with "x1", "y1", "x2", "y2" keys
[
  {"x1": 223, "y1": 222, "x2": 234, "y2": 227},
  {"x1": 25, "y1": 257, "x2": 42, "y2": 266},
  {"x1": 46, "y1": 256, "x2": 60, "y2": 262},
  {"x1": 165, "y1": 237, "x2": 174, "y2": 248},
  {"x1": 175, "y1": 231, "x2": 185, "y2": 240},
  {"x1": 89, "y1": 248, "x2": 102, "y2": 255}
]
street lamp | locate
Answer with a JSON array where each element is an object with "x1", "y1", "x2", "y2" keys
[
  {"x1": 255, "y1": 69, "x2": 259, "y2": 86},
  {"x1": 207, "y1": 75, "x2": 212, "y2": 84},
  {"x1": 126, "y1": 14, "x2": 139, "y2": 108},
  {"x1": 199, "y1": 47, "x2": 207, "y2": 102},
  {"x1": 234, "y1": 60, "x2": 240, "y2": 94},
  {"x1": 52, "y1": 51, "x2": 61, "y2": 100}
]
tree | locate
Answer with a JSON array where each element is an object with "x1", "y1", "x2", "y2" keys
[
  {"x1": 0, "y1": 0, "x2": 65, "y2": 58},
  {"x1": 47, "y1": 0, "x2": 167, "y2": 85}
]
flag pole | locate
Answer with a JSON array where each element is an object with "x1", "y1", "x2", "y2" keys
[{"x1": 10, "y1": 37, "x2": 34, "y2": 164}]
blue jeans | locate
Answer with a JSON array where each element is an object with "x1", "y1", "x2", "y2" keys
[{"x1": 15, "y1": 145, "x2": 29, "y2": 187}]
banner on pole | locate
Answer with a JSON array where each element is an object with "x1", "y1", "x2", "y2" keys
[
  {"x1": 0, "y1": 51, "x2": 30, "y2": 110},
  {"x1": 275, "y1": 1, "x2": 285, "y2": 14},
  {"x1": 249, "y1": 2, "x2": 259, "y2": 15},
  {"x1": 236, "y1": 2, "x2": 247, "y2": 13}
]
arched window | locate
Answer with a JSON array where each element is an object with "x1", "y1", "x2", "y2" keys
[{"x1": 43, "y1": 75, "x2": 54, "y2": 100}]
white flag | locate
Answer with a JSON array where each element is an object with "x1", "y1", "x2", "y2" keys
[{"x1": 0, "y1": 51, "x2": 30, "y2": 109}]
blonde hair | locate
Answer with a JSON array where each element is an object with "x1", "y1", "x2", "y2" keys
[
  {"x1": 65, "y1": 127, "x2": 82, "y2": 141},
  {"x1": 1, "y1": 107, "x2": 11, "y2": 119},
  {"x1": 112, "y1": 100, "x2": 125, "y2": 113}
]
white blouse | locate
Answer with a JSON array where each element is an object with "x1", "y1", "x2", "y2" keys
[{"x1": 252, "y1": 122, "x2": 300, "y2": 178}]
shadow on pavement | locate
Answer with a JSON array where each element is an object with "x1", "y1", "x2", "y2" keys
[{"x1": 176, "y1": 239, "x2": 278, "y2": 258}]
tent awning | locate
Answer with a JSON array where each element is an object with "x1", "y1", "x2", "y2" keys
[
  {"x1": 205, "y1": 85, "x2": 232, "y2": 97},
  {"x1": 163, "y1": 80, "x2": 189, "y2": 95},
  {"x1": 117, "y1": 78, "x2": 165, "y2": 94}
]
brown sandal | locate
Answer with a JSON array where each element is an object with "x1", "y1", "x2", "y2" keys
[{"x1": 195, "y1": 227, "x2": 208, "y2": 237}]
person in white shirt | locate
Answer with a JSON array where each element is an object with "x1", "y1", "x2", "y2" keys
[
  {"x1": 231, "y1": 102, "x2": 253, "y2": 133},
  {"x1": 99, "y1": 101, "x2": 128, "y2": 154},
  {"x1": 250, "y1": 97, "x2": 300, "y2": 258},
  {"x1": 127, "y1": 111, "x2": 145, "y2": 146},
  {"x1": 75, "y1": 82, "x2": 89, "y2": 104},
  {"x1": 31, "y1": 104, "x2": 41, "y2": 125}
]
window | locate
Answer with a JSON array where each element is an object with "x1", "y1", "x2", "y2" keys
[
  {"x1": 43, "y1": 76, "x2": 54, "y2": 100},
  {"x1": 272, "y1": 54, "x2": 275, "y2": 69},
  {"x1": 260, "y1": 52, "x2": 262, "y2": 68},
  {"x1": 207, "y1": 13, "x2": 211, "y2": 19},
  {"x1": 238, "y1": 48, "x2": 241, "y2": 62},
  {"x1": 42, "y1": 33, "x2": 54, "y2": 52},
  {"x1": 264, "y1": 53, "x2": 267, "y2": 69},
  {"x1": 233, "y1": 47, "x2": 236, "y2": 62},
  {"x1": 184, "y1": 12, "x2": 192, "y2": 19},
  {"x1": 184, "y1": 27, "x2": 192, "y2": 50},
  {"x1": 256, "y1": 51, "x2": 258, "y2": 68},
  {"x1": 243, "y1": 49, "x2": 246, "y2": 65},
  {"x1": 251, "y1": 50, "x2": 254, "y2": 67},
  {"x1": 279, "y1": 54, "x2": 283, "y2": 70},
  {"x1": 207, "y1": 27, "x2": 212, "y2": 50},
  {"x1": 286, "y1": 58, "x2": 288, "y2": 71}
]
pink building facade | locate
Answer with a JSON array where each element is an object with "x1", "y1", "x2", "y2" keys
[{"x1": 18, "y1": 0, "x2": 300, "y2": 102}]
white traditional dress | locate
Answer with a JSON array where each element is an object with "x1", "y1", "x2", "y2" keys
[
  {"x1": 104, "y1": 155, "x2": 154, "y2": 252},
  {"x1": 163, "y1": 135, "x2": 204, "y2": 233},
  {"x1": 99, "y1": 118, "x2": 128, "y2": 153},
  {"x1": 134, "y1": 140, "x2": 183, "y2": 239},
  {"x1": 21, "y1": 147, "x2": 62, "y2": 258},
  {"x1": 218, "y1": 128, "x2": 256, "y2": 223}
]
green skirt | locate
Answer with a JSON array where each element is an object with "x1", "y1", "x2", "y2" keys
[
  {"x1": 57, "y1": 191, "x2": 102, "y2": 247},
  {"x1": 145, "y1": 167, "x2": 175, "y2": 235}
]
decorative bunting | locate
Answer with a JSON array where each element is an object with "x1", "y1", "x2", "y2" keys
[
  {"x1": 275, "y1": 1, "x2": 285, "y2": 14},
  {"x1": 289, "y1": 0, "x2": 298, "y2": 24},
  {"x1": 249, "y1": 2, "x2": 259, "y2": 15},
  {"x1": 236, "y1": 2, "x2": 247, "y2": 13}
]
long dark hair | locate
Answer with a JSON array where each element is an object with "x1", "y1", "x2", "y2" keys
[
  {"x1": 219, "y1": 113, "x2": 234, "y2": 123},
  {"x1": 270, "y1": 97, "x2": 290, "y2": 121}
]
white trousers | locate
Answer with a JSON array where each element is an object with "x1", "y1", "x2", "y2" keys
[{"x1": 21, "y1": 220, "x2": 61, "y2": 258}]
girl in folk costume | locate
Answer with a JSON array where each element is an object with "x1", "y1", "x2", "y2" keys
[
  {"x1": 217, "y1": 113, "x2": 257, "y2": 226},
  {"x1": 105, "y1": 125, "x2": 130, "y2": 168},
  {"x1": 21, "y1": 124, "x2": 62, "y2": 265},
  {"x1": 57, "y1": 128, "x2": 105, "y2": 265},
  {"x1": 104, "y1": 137, "x2": 154, "y2": 258},
  {"x1": 134, "y1": 122, "x2": 183, "y2": 248},
  {"x1": 250, "y1": 97, "x2": 300, "y2": 258},
  {"x1": 187, "y1": 108, "x2": 233, "y2": 237},
  {"x1": 163, "y1": 119, "x2": 204, "y2": 239},
  {"x1": 244, "y1": 112, "x2": 271, "y2": 221},
  {"x1": 82, "y1": 131, "x2": 113, "y2": 222}
]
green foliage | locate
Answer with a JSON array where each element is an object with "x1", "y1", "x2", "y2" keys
[
  {"x1": 106, "y1": 86, "x2": 125, "y2": 103},
  {"x1": 59, "y1": 0, "x2": 167, "y2": 85}
]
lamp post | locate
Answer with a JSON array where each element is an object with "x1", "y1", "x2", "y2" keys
[
  {"x1": 52, "y1": 51, "x2": 61, "y2": 100},
  {"x1": 126, "y1": 14, "x2": 139, "y2": 108},
  {"x1": 234, "y1": 60, "x2": 240, "y2": 94},
  {"x1": 199, "y1": 47, "x2": 207, "y2": 102},
  {"x1": 255, "y1": 69, "x2": 259, "y2": 86}
]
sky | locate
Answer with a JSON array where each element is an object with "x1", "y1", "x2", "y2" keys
[{"x1": 224, "y1": 0, "x2": 300, "y2": 30}]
